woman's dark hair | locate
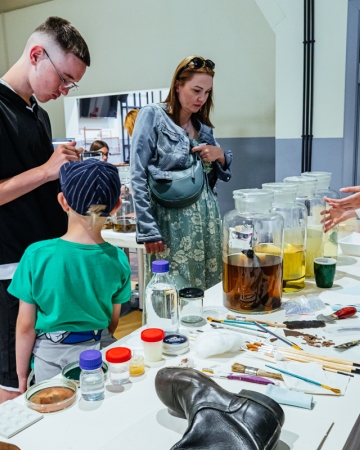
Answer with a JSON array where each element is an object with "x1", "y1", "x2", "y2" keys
[
  {"x1": 34, "y1": 17, "x2": 90, "y2": 66},
  {"x1": 90, "y1": 140, "x2": 109, "y2": 152},
  {"x1": 164, "y1": 56, "x2": 215, "y2": 128}
]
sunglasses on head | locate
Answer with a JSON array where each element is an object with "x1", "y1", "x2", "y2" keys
[{"x1": 178, "y1": 57, "x2": 215, "y2": 76}]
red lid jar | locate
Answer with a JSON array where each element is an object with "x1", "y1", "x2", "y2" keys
[
  {"x1": 141, "y1": 328, "x2": 165, "y2": 343},
  {"x1": 105, "y1": 347, "x2": 132, "y2": 363}
]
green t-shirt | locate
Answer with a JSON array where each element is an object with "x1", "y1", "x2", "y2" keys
[{"x1": 8, "y1": 238, "x2": 131, "y2": 334}]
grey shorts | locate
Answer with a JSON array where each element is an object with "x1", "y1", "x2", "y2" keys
[{"x1": 33, "y1": 335, "x2": 101, "y2": 383}]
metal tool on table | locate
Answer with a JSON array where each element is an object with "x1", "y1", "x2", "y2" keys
[
  {"x1": 317, "y1": 306, "x2": 357, "y2": 324},
  {"x1": 209, "y1": 323, "x2": 266, "y2": 339},
  {"x1": 334, "y1": 340, "x2": 360, "y2": 349},
  {"x1": 202, "y1": 369, "x2": 276, "y2": 386}
]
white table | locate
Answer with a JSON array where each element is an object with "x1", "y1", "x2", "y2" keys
[
  {"x1": 101, "y1": 229, "x2": 145, "y2": 309},
  {"x1": 3, "y1": 253, "x2": 360, "y2": 449}
]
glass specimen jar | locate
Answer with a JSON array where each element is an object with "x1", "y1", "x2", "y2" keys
[
  {"x1": 105, "y1": 347, "x2": 132, "y2": 385},
  {"x1": 302, "y1": 171, "x2": 340, "y2": 259},
  {"x1": 222, "y1": 189, "x2": 284, "y2": 314},
  {"x1": 262, "y1": 182, "x2": 307, "y2": 293},
  {"x1": 284, "y1": 176, "x2": 325, "y2": 277}
]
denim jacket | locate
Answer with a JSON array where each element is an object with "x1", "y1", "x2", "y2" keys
[{"x1": 130, "y1": 103, "x2": 232, "y2": 243}]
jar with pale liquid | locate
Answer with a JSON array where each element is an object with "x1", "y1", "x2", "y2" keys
[
  {"x1": 222, "y1": 189, "x2": 284, "y2": 314},
  {"x1": 302, "y1": 172, "x2": 340, "y2": 260},
  {"x1": 262, "y1": 182, "x2": 307, "y2": 293},
  {"x1": 145, "y1": 260, "x2": 179, "y2": 332},
  {"x1": 284, "y1": 176, "x2": 325, "y2": 277}
]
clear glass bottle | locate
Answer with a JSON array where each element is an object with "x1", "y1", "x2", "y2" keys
[
  {"x1": 284, "y1": 176, "x2": 325, "y2": 277},
  {"x1": 145, "y1": 260, "x2": 179, "y2": 332},
  {"x1": 262, "y1": 182, "x2": 307, "y2": 293},
  {"x1": 79, "y1": 350, "x2": 105, "y2": 401},
  {"x1": 222, "y1": 189, "x2": 284, "y2": 314},
  {"x1": 302, "y1": 172, "x2": 340, "y2": 259},
  {"x1": 105, "y1": 347, "x2": 131, "y2": 385}
]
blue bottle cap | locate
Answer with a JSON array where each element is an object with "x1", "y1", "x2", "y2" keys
[
  {"x1": 79, "y1": 349, "x2": 103, "y2": 370},
  {"x1": 152, "y1": 260, "x2": 170, "y2": 273}
]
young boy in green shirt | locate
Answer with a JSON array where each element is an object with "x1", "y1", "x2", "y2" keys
[{"x1": 9, "y1": 159, "x2": 131, "y2": 393}]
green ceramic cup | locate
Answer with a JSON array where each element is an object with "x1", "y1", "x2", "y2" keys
[{"x1": 314, "y1": 257, "x2": 336, "y2": 288}]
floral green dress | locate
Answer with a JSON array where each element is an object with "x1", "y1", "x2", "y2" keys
[{"x1": 145, "y1": 139, "x2": 222, "y2": 290}]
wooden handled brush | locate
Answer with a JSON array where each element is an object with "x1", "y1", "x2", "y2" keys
[{"x1": 231, "y1": 362, "x2": 283, "y2": 381}]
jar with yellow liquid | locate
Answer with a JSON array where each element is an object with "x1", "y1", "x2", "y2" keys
[
  {"x1": 284, "y1": 176, "x2": 325, "y2": 278},
  {"x1": 222, "y1": 189, "x2": 284, "y2": 314},
  {"x1": 262, "y1": 182, "x2": 307, "y2": 293},
  {"x1": 302, "y1": 172, "x2": 340, "y2": 260}
]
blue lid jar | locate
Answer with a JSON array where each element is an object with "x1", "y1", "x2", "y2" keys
[
  {"x1": 79, "y1": 350, "x2": 103, "y2": 370},
  {"x1": 152, "y1": 260, "x2": 170, "y2": 273}
]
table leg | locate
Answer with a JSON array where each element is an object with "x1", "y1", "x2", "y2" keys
[{"x1": 137, "y1": 247, "x2": 145, "y2": 310}]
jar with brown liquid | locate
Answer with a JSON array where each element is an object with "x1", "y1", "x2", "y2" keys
[
  {"x1": 222, "y1": 189, "x2": 284, "y2": 314},
  {"x1": 262, "y1": 182, "x2": 307, "y2": 293}
]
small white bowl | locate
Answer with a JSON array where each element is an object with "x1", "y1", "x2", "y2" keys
[{"x1": 339, "y1": 232, "x2": 360, "y2": 257}]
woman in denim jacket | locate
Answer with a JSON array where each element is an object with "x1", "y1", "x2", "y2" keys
[{"x1": 130, "y1": 56, "x2": 232, "y2": 289}]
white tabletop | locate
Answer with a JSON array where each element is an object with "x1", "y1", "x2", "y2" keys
[
  {"x1": 101, "y1": 229, "x2": 144, "y2": 250},
  {"x1": 3, "y1": 253, "x2": 360, "y2": 449}
]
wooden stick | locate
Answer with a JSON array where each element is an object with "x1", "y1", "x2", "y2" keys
[
  {"x1": 257, "y1": 343, "x2": 360, "y2": 367},
  {"x1": 227, "y1": 314, "x2": 286, "y2": 328},
  {"x1": 252, "y1": 346, "x2": 357, "y2": 373}
]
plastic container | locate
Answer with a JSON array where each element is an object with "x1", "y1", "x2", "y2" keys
[
  {"x1": 79, "y1": 350, "x2": 105, "y2": 401},
  {"x1": 145, "y1": 260, "x2": 179, "y2": 332},
  {"x1": 25, "y1": 379, "x2": 77, "y2": 413},
  {"x1": 179, "y1": 288, "x2": 204, "y2": 324},
  {"x1": 141, "y1": 328, "x2": 165, "y2": 362},
  {"x1": 129, "y1": 354, "x2": 145, "y2": 376},
  {"x1": 222, "y1": 189, "x2": 284, "y2": 314},
  {"x1": 62, "y1": 360, "x2": 109, "y2": 386},
  {"x1": 162, "y1": 334, "x2": 189, "y2": 356},
  {"x1": 105, "y1": 347, "x2": 132, "y2": 385},
  {"x1": 262, "y1": 182, "x2": 307, "y2": 293}
]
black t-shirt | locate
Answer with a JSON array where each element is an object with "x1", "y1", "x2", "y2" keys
[{"x1": 0, "y1": 83, "x2": 67, "y2": 265}]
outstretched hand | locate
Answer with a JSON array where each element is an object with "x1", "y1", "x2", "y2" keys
[
  {"x1": 320, "y1": 208, "x2": 357, "y2": 232},
  {"x1": 324, "y1": 186, "x2": 360, "y2": 210}
]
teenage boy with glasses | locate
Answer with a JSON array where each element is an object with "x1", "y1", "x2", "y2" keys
[{"x1": 0, "y1": 16, "x2": 90, "y2": 402}]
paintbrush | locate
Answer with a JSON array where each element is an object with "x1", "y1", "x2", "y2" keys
[
  {"x1": 231, "y1": 362, "x2": 283, "y2": 380},
  {"x1": 209, "y1": 323, "x2": 266, "y2": 339},
  {"x1": 251, "y1": 342, "x2": 360, "y2": 368},
  {"x1": 254, "y1": 321, "x2": 303, "y2": 351},
  {"x1": 265, "y1": 364, "x2": 341, "y2": 394},
  {"x1": 227, "y1": 315, "x2": 326, "y2": 330},
  {"x1": 207, "y1": 317, "x2": 268, "y2": 327},
  {"x1": 247, "y1": 344, "x2": 358, "y2": 375}
]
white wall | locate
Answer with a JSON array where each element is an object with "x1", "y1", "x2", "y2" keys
[
  {"x1": 0, "y1": 14, "x2": 8, "y2": 75},
  {"x1": 0, "y1": 0, "x2": 276, "y2": 139},
  {"x1": 256, "y1": 0, "x2": 348, "y2": 139}
]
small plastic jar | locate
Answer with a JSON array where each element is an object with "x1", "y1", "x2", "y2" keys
[
  {"x1": 141, "y1": 328, "x2": 165, "y2": 362},
  {"x1": 129, "y1": 354, "x2": 145, "y2": 377},
  {"x1": 105, "y1": 347, "x2": 132, "y2": 385}
]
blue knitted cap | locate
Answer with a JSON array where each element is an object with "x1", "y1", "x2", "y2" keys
[{"x1": 59, "y1": 159, "x2": 121, "y2": 216}]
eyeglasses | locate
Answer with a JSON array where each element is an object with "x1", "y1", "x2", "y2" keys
[
  {"x1": 43, "y1": 49, "x2": 79, "y2": 91},
  {"x1": 178, "y1": 57, "x2": 215, "y2": 76}
]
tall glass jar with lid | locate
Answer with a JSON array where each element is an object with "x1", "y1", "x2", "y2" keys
[
  {"x1": 301, "y1": 172, "x2": 340, "y2": 259},
  {"x1": 222, "y1": 189, "x2": 284, "y2": 314},
  {"x1": 284, "y1": 176, "x2": 325, "y2": 277},
  {"x1": 262, "y1": 182, "x2": 307, "y2": 293}
]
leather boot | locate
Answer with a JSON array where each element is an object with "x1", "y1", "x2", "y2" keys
[{"x1": 155, "y1": 367, "x2": 284, "y2": 450}]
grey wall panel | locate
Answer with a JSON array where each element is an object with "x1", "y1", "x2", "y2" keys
[
  {"x1": 275, "y1": 138, "x2": 344, "y2": 192},
  {"x1": 216, "y1": 137, "x2": 275, "y2": 216}
]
